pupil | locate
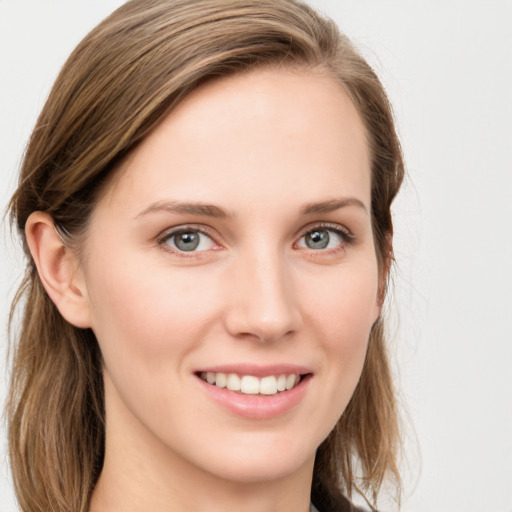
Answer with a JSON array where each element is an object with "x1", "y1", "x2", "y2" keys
[
  {"x1": 176, "y1": 231, "x2": 199, "y2": 251},
  {"x1": 306, "y1": 230, "x2": 329, "y2": 249}
]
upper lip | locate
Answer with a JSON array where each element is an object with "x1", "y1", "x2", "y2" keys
[{"x1": 195, "y1": 363, "x2": 312, "y2": 378}]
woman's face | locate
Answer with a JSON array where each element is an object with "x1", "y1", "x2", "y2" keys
[{"x1": 79, "y1": 67, "x2": 380, "y2": 484}]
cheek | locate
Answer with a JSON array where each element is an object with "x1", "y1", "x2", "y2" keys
[
  {"x1": 84, "y1": 259, "x2": 224, "y2": 438},
  {"x1": 85, "y1": 257, "x2": 219, "y2": 376},
  {"x1": 303, "y1": 259, "x2": 380, "y2": 343},
  {"x1": 300, "y1": 260, "x2": 379, "y2": 420}
]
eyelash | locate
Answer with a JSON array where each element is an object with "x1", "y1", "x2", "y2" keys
[
  {"x1": 156, "y1": 224, "x2": 219, "y2": 259},
  {"x1": 296, "y1": 222, "x2": 356, "y2": 253},
  {"x1": 156, "y1": 222, "x2": 356, "y2": 258}
]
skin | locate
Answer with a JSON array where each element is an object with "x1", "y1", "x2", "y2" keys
[{"x1": 27, "y1": 67, "x2": 382, "y2": 512}]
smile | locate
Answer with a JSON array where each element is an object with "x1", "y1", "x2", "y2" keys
[
  {"x1": 199, "y1": 372, "x2": 301, "y2": 396},
  {"x1": 195, "y1": 365, "x2": 312, "y2": 419}
]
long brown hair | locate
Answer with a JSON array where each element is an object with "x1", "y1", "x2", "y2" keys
[{"x1": 7, "y1": 1, "x2": 404, "y2": 511}]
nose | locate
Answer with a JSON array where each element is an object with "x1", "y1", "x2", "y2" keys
[{"x1": 223, "y1": 249, "x2": 302, "y2": 343}]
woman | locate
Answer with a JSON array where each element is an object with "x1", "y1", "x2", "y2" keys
[{"x1": 7, "y1": 1, "x2": 404, "y2": 511}]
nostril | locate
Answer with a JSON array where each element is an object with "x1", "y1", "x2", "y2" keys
[{"x1": 235, "y1": 328, "x2": 297, "y2": 344}]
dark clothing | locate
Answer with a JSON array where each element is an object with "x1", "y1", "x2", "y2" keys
[{"x1": 311, "y1": 496, "x2": 370, "y2": 512}]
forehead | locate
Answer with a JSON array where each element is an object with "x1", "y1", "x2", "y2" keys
[{"x1": 98, "y1": 66, "x2": 371, "y2": 217}]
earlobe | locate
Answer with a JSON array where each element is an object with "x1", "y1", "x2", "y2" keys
[{"x1": 25, "y1": 212, "x2": 92, "y2": 328}]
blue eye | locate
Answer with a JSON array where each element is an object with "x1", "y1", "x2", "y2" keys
[
  {"x1": 297, "y1": 228, "x2": 348, "y2": 250},
  {"x1": 164, "y1": 229, "x2": 215, "y2": 252}
]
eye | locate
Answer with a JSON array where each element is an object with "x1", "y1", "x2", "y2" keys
[
  {"x1": 161, "y1": 228, "x2": 216, "y2": 253},
  {"x1": 296, "y1": 226, "x2": 353, "y2": 251}
]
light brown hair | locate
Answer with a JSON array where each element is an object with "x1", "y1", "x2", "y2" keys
[{"x1": 7, "y1": 1, "x2": 404, "y2": 511}]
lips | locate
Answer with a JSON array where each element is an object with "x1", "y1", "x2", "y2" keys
[{"x1": 194, "y1": 364, "x2": 312, "y2": 419}]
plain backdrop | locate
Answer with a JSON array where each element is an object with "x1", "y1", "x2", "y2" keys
[{"x1": 1, "y1": 1, "x2": 511, "y2": 511}]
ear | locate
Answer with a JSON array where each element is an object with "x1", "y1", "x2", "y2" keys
[{"x1": 25, "y1": 212, "x2": 92, "y2": 328}]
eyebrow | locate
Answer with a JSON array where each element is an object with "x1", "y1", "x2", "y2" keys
[
  {"x1": 300, "y1": 198, "x2": 368, "y2": 216},
  {"x1": 135, "y1": 201, "x2": 230, "y2": 219},
  {"x1": 135, "y1": 197, "x2": 368, "y2": 220}
]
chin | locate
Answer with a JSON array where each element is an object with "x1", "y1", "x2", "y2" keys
[
  {"x1": 187, "y1": 430, "x2": 318, "y2": 485},
  {"x1": 207, "y1": 455, "x2": 312, "y2": 485}
]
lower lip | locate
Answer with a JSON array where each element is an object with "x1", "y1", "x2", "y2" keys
[{"x1": 195, "y1": 375, "x2": 312, "y2": 420}]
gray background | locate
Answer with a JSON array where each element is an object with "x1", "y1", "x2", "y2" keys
[{"x1": 1, "y1": 1, "x2": 511, "y2": 511}]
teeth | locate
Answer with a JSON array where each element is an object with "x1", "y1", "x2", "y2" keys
[
  {"x1": 226, "y1": 373, "x2": 241, "y2": 391},
  {"x1": 241, "y1": 375, "x2": 260, "y2": 394},
  {"x1": 200, "y1": 372, "x2": 301, "y2": 395},
  {"x1": 215, "y1": 372, "x2": 227, "y2": 388},
  {"x1": 260, "y1": 376, "x2": 278, "y2": 395},
  {"x1": 285, "y1": 374, "x2": 297, "y2": 390}
]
